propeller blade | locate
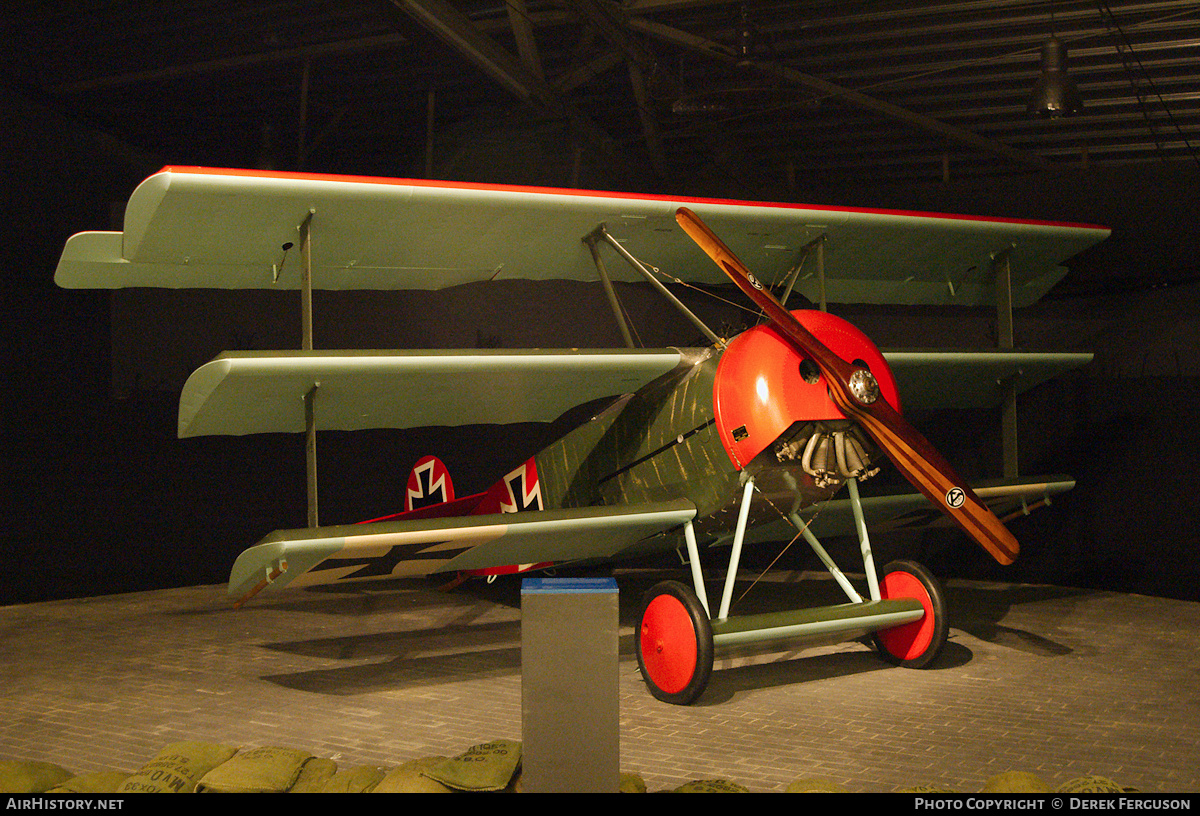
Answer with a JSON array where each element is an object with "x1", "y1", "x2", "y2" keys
[{"x1": 676, "y1": 206, "x2": 1018, "y2": 565}]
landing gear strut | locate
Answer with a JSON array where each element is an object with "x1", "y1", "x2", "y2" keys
[{"x1": 635, "y1": 476, "x2": 947, "y2": 705}]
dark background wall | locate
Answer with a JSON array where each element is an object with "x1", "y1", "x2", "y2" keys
[{"x1": 4, "y1": 84, "x2": 1199, "y2": 606}]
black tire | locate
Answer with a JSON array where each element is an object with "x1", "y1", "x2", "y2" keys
[
  {"x1": 634, "y1": 580, "x2": 714, "y2": 705},
  {"x1": 871, "y1": 560, "x2": 948, "y2": 669}
]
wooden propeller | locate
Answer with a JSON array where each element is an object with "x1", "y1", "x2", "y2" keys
[{"x1": 676, "y1": 206, "x2": 1018, "y2": 565}]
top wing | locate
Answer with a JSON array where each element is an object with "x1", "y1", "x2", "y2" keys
[{"x1": 56, "y1": 166, "x2": 1109, "y2": 308}]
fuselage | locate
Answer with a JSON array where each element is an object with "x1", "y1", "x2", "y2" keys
[{"x1": 532, "y1": 310, "x2": 902, "y2": 547}]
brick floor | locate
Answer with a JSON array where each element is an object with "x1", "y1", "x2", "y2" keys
[{"x1": 1, "y1": 569, "x2": 1197, "y2": 793}]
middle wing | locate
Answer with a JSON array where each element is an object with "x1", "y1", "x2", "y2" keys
[
  {"x1": 227, "y1": 500, "x2": 696, "y2": 602},
  {"x1": 179, "y1": 348, "x2": 685, "y2": 436},
  {"x1": 178, "y1": 347, "x2": 1090, "y2": 436},
  {"x1": 884, "y1": 350, "x2": 1093, "y2": 409}
]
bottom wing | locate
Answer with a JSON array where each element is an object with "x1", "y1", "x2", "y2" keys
[
  {"x1": 228, "y1": 500, "x2": 696, "y2": 604},
  {"x1": 724, "y1": 475, "x2": 1077, "y2": 549}
]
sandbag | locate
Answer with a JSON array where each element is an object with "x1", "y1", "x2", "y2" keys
[
  {"x1": 1057, "y1": 776, "x2": 1125, "y2": 793},
  {"x1": 785, "y1": 777, "x2": 850, "y2": 793},
  {"x1": 0, "y1": 760, "x2": 73, "y2": 793},
  {"x1": 619, "y1": 772, "x2": 647, "y2": 793},
  {"x1": 372, "y1": 758, "x2": 455, "y2": 793},
  {"x1": 981, "y1": 770, "x2": 1052, "y2": 793},
  {"x1": 116, "y1": 741, "x2": 240, "y2": 793},
  {"x1": 672, "y1": 779, "x2": 750, "y2": 793},
  {"x1": 48, "y1": 771, "x2": 131, "y2": 794},
  {"x1": 320, "y1": 765, "x2": 386, "y2": 793},
  {"x1": 196, "y1": 746, "x2": 313, "y2": 793},
  {"x1": 289, "y1": 757, "x2": 338, "y2": 793},
  {"x1": 421, "y1": 740, "x2": 521, "y2": 792},
  {"x1": 896, "y1": 784, "x2": 959, "y2": 793}
]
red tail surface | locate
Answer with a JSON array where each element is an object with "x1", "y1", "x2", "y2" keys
[{"x1": 358, "y1": 455, "x2": 551, "y2": 577}]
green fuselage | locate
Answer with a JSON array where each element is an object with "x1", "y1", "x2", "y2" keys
[
  {"x1": 532, "y1": 345, "x2": 841, "y2": 549},
  {"x1": 534, "y1": 347, "x2": 736, "y2": 517}
]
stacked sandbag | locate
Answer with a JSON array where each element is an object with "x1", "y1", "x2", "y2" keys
[
  {"x1": 196, "y1": 746, "x2": 314, "y2": 793},
  {"x1": 418, "y1": 740, "x2": 522, "y2": 792},
  {"x1": 981, "y1": 770, "x2": 1054, "y2": 793},
  {"x1": 618, "y1": 772, "x2": 647, "y2": 793},
  {"x1": 116, "y1": 742, "x2": 240, "y2": 793},
  {"x1": 671, "y1": 779, "x2": 750, "y2": 792},
  {"x1": 371, "y1": 758, "x2": 455, "y2": 793},
  {"x1": 0, "y1": 760, "x2": 73, "y2": 793},
  {"x1": 320, "y1": 765, "x2": 386, "y2": 792},
  {"x1": 48, "y1": 771, "x2": 132, "y2": 794},
  {"x1": 5, "y1": 743, "x2": 1145, "y2": 794},
  {"x1": 288, "y1": 757, "x2": 338, "y2": 792}
]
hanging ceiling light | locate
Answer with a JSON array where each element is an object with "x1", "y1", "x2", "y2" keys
[
  {"x1": 734, "y1": 4, "x2": 756, "y2": 69},
  {"x1": 1028, "y1": 36, "x2": 1083, "y2": 118}
]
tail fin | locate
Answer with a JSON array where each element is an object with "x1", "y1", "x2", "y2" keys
[
  {"x1": 405, "y1": 455, "x2": 455, "y2": 512},
  {"x1": 472, "y1": 456, "x2": 544, "y2": 515},
  {"x1": 358, "y1": 453, "x2": 543, "y2": 528}
]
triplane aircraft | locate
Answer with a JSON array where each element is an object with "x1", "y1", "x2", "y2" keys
[{"x1": 56, "y1": 167, "x2": 1108, "y2": 704}]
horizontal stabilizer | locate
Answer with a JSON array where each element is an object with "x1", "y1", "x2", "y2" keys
[
  {"x1": 179, "y1": 348, "x2": 683, "y2": 437},
  {"x1": 227, "y1": 499, "x2": 696, "y2": 602},
  {"x1": 56, "y1": 166, "x2": 1109, "y2": 308}
]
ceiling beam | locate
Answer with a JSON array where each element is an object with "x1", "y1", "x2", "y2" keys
[
  {"x1": 49, "y1": 34, "x2": 408, "y2": 94},
  {"x1": 505, "y1": 0, "x2": 547, "y2": 83},
  {"x1": 626, "y1": 16, "x2": 1051, "y2": 171},
  {"x1": 564, "y1": 0, "x2": 655, "y2": 71},
  {"x1": 390, "y1": 0, "x2": 555, "y2": 105},
  {"x1": 392, "y1": 2, "x2": 613, "y2": 139},
  {"x1": 390, "y1": 0, "x2": 647, "y2": 179},
  {"x1": 553, "y1": 49, "x2": 625, "y2": 94},
  {"x1": 628, "y1": 61, "x2": 668, "y2": 177},
  {"x1": 562, "y1": 0, "x2": 666, "y2": 177}
]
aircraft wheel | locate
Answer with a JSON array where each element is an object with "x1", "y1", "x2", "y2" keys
[
  {"x1": 872, "y1": 560, "x2": 948, "y2": 669},
  {"x1": 635, "y1": 581, "x2": 714, "y2": 705}
]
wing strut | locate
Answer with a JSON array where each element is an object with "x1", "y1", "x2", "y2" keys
[
  {"x1": 305, "y1": 383, "x2": 319, "y2": 527},
  {"x1": 583, "y1": 232, "x2": 636, "y2": 348},
  {"x1": 993, "y1": 245, "x2": 1020, "y2": 479},
  {"x1": 299, "y1": 208, "x2": 319, "y2": 527},
  {"x1": 779, "y1": 235, "x2": 826, "y2": 312},
  {"x1": 584, "y1": 224, "x2": 724, "y2": 348}
]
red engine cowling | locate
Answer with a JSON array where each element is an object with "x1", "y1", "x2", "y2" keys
[{"x1": 712, "y1": 310, "x2": 901, "y2": 469}]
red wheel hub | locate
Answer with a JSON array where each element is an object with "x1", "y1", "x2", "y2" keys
[
  {"x1": 875, "y1": 570, "x2": 935, "y2": 662},
  {"x1": 639, "y1": 594, "x2": 698, "y2": 694}
]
